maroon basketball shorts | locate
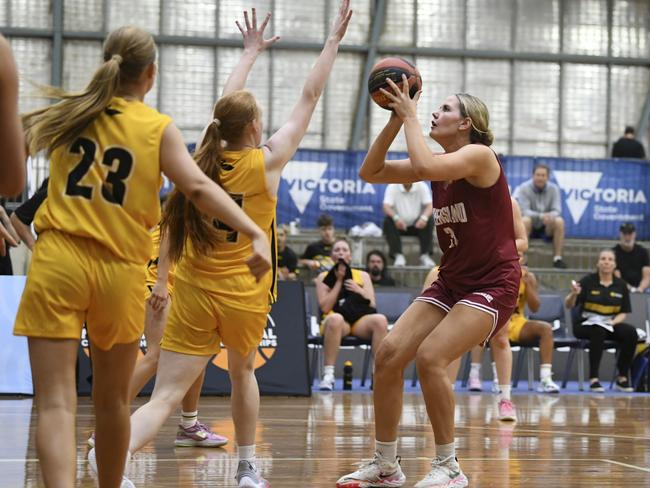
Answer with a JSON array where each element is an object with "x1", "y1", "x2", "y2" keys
[{"x1": 416, "y1": 271, "x2": 520, "y2": 345}]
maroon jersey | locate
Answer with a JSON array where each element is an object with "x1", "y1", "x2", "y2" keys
[{"x1": 431, "y1": 154, "x2": 520, "y2": 294}]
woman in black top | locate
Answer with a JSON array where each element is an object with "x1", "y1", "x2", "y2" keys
[{"x1": 565, "y1": 249, "x2": 638, "y2": 392}]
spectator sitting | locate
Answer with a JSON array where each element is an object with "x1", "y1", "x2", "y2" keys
[
  {"x1": 613, "y1": 222, "x2": 650, "y2": 293},
  {"x1": 611, "y1": 126, "x2": 646, "y2": 159},
  {"x1": 564, "y1": 249, "x2": 638, "y2": 393},
  {"x1": 316, "y1": 238, "x2": 389, "y2": 390},
  {"x1": 513, "y1": 163, "x2": 566, "y2": 268},
  {"x1": 277, "y1": 224, "x2": 298, "y2": 280},
  {"x1": 365, "y1": 249, "x2": 396, "y2": 287},
  {"x1": 300, "y1": 213, "x2": 336, "y2": 272},
  {"x1": 382, "y1": 182, "x2": 435, "y2": 267}
]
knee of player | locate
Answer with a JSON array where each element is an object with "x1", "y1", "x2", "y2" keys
[
  {"x1": 414, "y1": 346, "x2": 447, "y2": 373},
  {"x1": 490, "y1": 333, "x2": 510, "y2": 350},
  {"x1": 374, "y1": 337, "x2": 404, "y2": 371},
  {"x1": 324, "y1": 314, "x2": 346, "y2": 334}
]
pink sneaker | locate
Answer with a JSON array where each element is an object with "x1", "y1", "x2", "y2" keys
[
  {"x1": 468, "y1": 377, "x2": 482, "y2": 392},
  {"x1": 174, "y1": 422, "x2": 228, "y2": 447},
  {"x1": 498, "y1": 399, "x2": 517, "y2": 422}
]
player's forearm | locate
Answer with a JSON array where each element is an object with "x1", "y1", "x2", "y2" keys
[{"x1": 222, "y1": 49, "x2": 260, "y2": 96}]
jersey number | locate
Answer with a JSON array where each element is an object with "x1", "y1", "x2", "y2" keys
[
  {"x1": 443, "y1": 226, "x2": 459, "y2": 248},
  {"x1": 213, "y1": 193, "x2": 244, "y2": 243},
  {"x1": 66, "y1": 137, "x2": 133, "y2": 206}
]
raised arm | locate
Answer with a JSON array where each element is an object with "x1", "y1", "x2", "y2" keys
[
  {"x1": 263, "y1": 0, "x2": 352, "y2": 191},
  {"x1": 359, "y1": 112, "x2": 419, "y2": 184},
  {"x1": 195, "y1": 9, "x2": 279, "y2": 148},
  {"x1": 0, "y1": 35, "x2": 26, "y2": 196},
  {"x1": 222, "y1": 9, "x2": 279, "y2": 97},
  {"x1": 160, "y1": 123, "x2": 271, "y2": 280},
  {"x1": 380, "y1": 76, "x2": 499, "y2": 186}
]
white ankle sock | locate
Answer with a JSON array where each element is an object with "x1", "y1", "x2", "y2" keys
[
  {"x1": 323, "y1": 365, "x2": 335, "y2": 377},
  {"x1": 540, "y1": 364, "x2": 552, "y2": 380},
  {"x1": 469, "y1": 362, "x2": 481, "y2": 379},
  {"x1": 181, "y1": 410, "x2": 198, "y2": 429},
  {"x1": 375, "y1": 439, "x2": 397, "y2": 462},
  {"x1": 436, "y1": 442, "x2": 455, "y2": 460},
  {"x1": 500, "y1": 385, "x2": 512, "y2": 401},
  {"x1": 238, "y1": 444, "x2": 256, "y2": 463},
  {"x1": 491, "y1": 362, "x2": 499, "y2": 384}
]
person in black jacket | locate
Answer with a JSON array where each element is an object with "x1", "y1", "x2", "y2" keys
[
  {"x1": 611, "y1": 126, "x2": 646, "y2": 159},
  {"x1": 565, "y1": 249, "x2": 639, "y2": 393}
]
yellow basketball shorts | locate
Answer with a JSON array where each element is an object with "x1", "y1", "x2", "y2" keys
[
  {"x1": 14, "y1": 230, "x2": 145, "y2": 350},
  {"x1": 508, "y1": 314, "x2": 528, "y2": 343},
  {"x1": 320, "y1": 311, "x2": 363, "y2": 336},
  {"x1": 161, "y1": 276, "x2": 270, "y2": 357}
]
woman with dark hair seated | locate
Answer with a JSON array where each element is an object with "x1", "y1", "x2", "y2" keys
[{"x1": 565, "y1": 248, "x2": 639, "y2": 392}]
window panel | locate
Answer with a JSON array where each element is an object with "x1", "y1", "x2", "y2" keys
[
  {"x1": 379, "y1": 0, "x2": 414, "y2": 47},
  {"x1": 108, "y1": 0, "x2": 160, "y2": 34},
  {"x1": 416, "y1": 0, "x2": 465, "y2": 49},
  {"x1": 466, "y1": 60, "x2": 511, "y2": 149},
  {"x1": 10, "y1": 38, "x2": 51, "y2": 113},
  {"x1": 9, "y1": 0, "x2": 51, "y2": 28},
  {"x1": 513, "y1": 62, "x2": 559, "y2": 145},
  {"x1": 562, "y1": 64, "x2": 607, "y2": 144},
  {"x1": 609, "y1": 66, "x2": 650, "y2": 144},
  {"x1": 160, "y1": 46, "x2": 215, "y2": 140},
  {"x1": 612, "y1": 0, "x2": 650, "y2": 58},
  {"x1": 163, "y1": 0, "x2": 216, "y2": 37},
  {"x1": 562, "y1": 0, "x2": 608, "y2": 55},
  {"x1": 64, "y1": 0, "x2": 103, "y2": 31},
  {"x1": 62, "y1": 41, "x2": 102, "y2": 92},
  {"x1": 515, "y1": 0, "x2": 559, "y2": 53},
  {"x1": 466, "y1": 0, "x2": 512, "y2": 50},
  {"x1": 218, "y1": 1, "x2": 273, "y2": 39},
  {"x1": 324, "y1": 53, "x2": 364, "y2": 149}
]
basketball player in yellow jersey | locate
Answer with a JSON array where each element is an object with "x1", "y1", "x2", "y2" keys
[
  {"x1": 87, "y1": 224, "x2": 229, "y2": 449},
  {"x1": 14, "y1": 26, "x2": 271, "y2": 488},
  {"x1": 127, "y1": 4, "x2": 352, "y2": 487}
]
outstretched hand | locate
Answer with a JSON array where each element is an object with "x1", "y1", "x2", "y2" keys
[
  {"x1": 328, "y1": 0, "x2": 353, "y2": 43},
  {"x1": 236, "y1": 8, "x2": 280, "y2": 53},
  {"x1": 380, "y1": 74, "x2": 421, "y2": 120}
]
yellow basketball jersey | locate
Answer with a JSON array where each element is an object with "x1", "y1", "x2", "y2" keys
[
  {"x1": 34, "y1": 97, "x2": 171, "y2": 264},
  {"x1": 512, "y1": 278, "x2": 526, "y2": 316},
  {"x1": 176, "y1": 147, "x2": 278, "y2": 304},
  {"x1": 146, "y1": 224, "x2": 176, "y2": 284}
]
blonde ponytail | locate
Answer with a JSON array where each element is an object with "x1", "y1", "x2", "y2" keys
[{"x1": 22, "y1": 26, "x2": 156, "y2": 157}]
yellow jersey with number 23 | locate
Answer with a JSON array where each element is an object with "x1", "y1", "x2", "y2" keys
[{"x1": 34, "y1": 97, "x2": 171, "y2": 264}]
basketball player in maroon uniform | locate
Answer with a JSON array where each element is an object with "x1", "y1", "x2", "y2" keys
[{"x1": 337, "y1": 78, "x2": 520, "y2": 488}]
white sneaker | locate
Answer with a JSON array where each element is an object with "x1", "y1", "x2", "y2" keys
[
  {"x1": 336, "y1": 453, "x2": 406, "y2": 487},
  {"x1": 393, "y1": 254, "x2": 406, "y2": 267},
  {"x1": 414, "y1": 456, "x2": 468, "y2": 488},
  {"x1": 420, "y1": 254, "x2": 435, "y2": 267},
  {"x1": 87, "y1": 447, "x2": 135, "y2": 487},
  {"x1": 236, "y1": 460, "x2": 270, "y2": 488},
  {"x1": 537, "y1": 376, "x2": 560, "y2": 394},
  {"x1": 319, "y1": 373, "x2": 335, "y2": 391}
]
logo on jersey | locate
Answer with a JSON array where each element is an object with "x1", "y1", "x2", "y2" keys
[
  {"x1": 433, "y1": 202, "x2": 467, "y2": 226},
  {"x1": 281, "y1": 161, "x2": 376, "y2": 214},
  {"x1": 473, "y1": 292, "x2": 494, "y2": 303},
  {"x1": 212, "y1": 314, "x2": 278, "y2": 371},
  {"x1": 554, "y1": 171, "x2": 647, "y2": 224}
]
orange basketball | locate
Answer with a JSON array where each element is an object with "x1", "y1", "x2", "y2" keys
[{"x1": 368, "y1": 57, "x2": 422, "y2": 110}]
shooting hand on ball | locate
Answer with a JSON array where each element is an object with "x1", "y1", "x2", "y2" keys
[{"x1": 380, "y1": 74, "x2": 421, "y2": 120}]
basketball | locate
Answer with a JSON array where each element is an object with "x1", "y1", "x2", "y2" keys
[{"x1": 368, "y1": 57, "x2": 422, "y2": 110}]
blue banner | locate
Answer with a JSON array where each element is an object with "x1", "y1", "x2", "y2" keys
[{"x1": 278, "y1": 151, "x2": 650, "y2": 240}]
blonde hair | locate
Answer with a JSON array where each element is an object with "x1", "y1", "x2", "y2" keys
[
  {"x1": 455, "y1": 93, "x2": 494, "y2": 146},
  {"x1": 162, "y1": 90, "x2": 260, "y2": 262},
  {"x1": 22, "y1": 26, "x2": 156, "y2": 156}
]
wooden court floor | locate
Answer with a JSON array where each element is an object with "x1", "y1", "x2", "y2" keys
[{"x1": 3, "y1": 391, "x2": 650, "y2": 487}]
